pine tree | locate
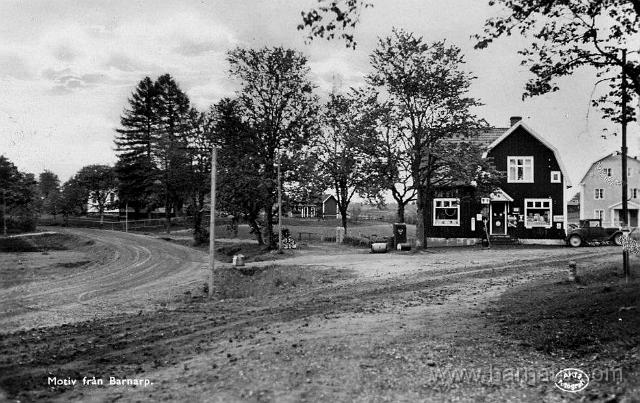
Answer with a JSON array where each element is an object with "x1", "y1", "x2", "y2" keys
[
  {"x1": 114, "y1": 77, "x2": 159, "y2": 214},
  {"x1": 154, "y1": 74, "x2": 193, "y2": 231}
]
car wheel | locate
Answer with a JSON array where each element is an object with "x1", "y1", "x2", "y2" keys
[
  {"x1": 568, "y1": 235, "x2": 582, "y2": 247},
  {"x1": 613, "y1": 233, "x2": 623, "y2": 246}
]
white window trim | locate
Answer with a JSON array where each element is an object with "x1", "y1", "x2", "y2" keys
[
  {"x1": 524, "y1": 198, "x2": 553, "y2": 229},
  {"x1": 507, "y1": 156, "x2": 534, "y2": 183},
  {"x1": 594, "y1": 209, "x2": 605, "y2": 221},
  {"x1": 594, "y1": 188, "x2": 604, "y2": 200},
  {"x1": 550, "y1": 171, "x2": 561, "y2": 183},
  {"x1": 433, "y1": 198, "x2": 460, "y2": 227}
]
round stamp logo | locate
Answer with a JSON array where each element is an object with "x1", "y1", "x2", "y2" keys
[{"x1": 554, "y1": 368, "x2": 589, "y2": 393}]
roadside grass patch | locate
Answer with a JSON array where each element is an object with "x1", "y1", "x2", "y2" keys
[
  {"x1": 0, "y1": 233, "x2": 90, "y2": 252},
  {"x1": 212, "y1": 265, "x2": 353, "y2": 299},
  {"x1": 169, "y1": 238, "x2": 293, "y2": 263},
  {"x1": 492, "y1": 259, "x2": 640, "y2": 359}
]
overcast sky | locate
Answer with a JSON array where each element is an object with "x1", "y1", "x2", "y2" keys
[{"x1": 1, "y1": 0, "x2": 639, "y2": 188}]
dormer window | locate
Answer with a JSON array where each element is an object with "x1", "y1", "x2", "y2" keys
[{"x1": 507, "y1": 156, "x2": 534, "y2": 183}]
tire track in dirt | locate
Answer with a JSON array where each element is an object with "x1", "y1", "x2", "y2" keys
[
  {"x1": 0, "y1": 246, "x2": 619, "y2": 401},
  {"x1": 0, "y1": 228, "x2": 208, "y2": 332}
]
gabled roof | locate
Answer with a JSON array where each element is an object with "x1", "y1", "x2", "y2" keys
[
  {"x1": 489, "y1": 188, "x2": 514, "y2": 202},
  {"x1": 322, "y1": 193, "x2": 336, "y2": 203},
  {"x1": 481, "y1": 121, "x2": 572, "y2": 187},
  {"x1": 568, "y1": 193, "x2": 580, "y2": 205},
  {"x1": 448, "y1": 127, "x2": 508, "y2": 149},
  {"x1": 578, "y1": 151, "x2": 640, "y2": 185}
]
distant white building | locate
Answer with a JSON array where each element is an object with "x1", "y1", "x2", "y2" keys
[
  {"x1": 578, "y1": 152, "x2": 640, "y2": 227},
  {"x1": 86, "y1": 189, "x2": 120, "y2": 215}
]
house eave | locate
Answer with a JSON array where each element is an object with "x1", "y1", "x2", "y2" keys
[{"x1": 482, "y1": 121, "x2": 573, "y2": 187}]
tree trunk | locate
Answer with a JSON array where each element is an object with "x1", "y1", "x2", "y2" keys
[
  {"x1": 249, "y1": 218, "x2": 264, "y2": 245},
  {"x1": 340, "y1": 207, "x2": 348, "y2": 233},
  {"x1": 164, "y1": 197, "x2": 171, "y2": 234},
  {"x1": 421, "y1": 194, "x2": 430, "y2": 249},
  {"x1": 396, "y1": 202, "x2": 405, "y2": 223},
  {"x1": 264, "y1": 201, "x2": 276, "y2": 249},
  {"x1": 415, "y1": 187, "x2": 426, "y2": 249},
  {"x1": 192, "y1": 194, "x2": 205, "y2": 245}
]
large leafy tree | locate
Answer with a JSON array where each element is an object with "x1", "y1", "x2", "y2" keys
[
  {"x1": 367, "y1": 29, "x2": 487, "y2": 248},
  {"x1": 59, "y1": 176, "x2": 88, "y2": 219},
  {"x1": 475, "y1": 0, "x2": 639, "y2": 122},
  {"x1": 299, "y1": 1, "x2": 640, "y2": 120},
  {"x1": 38, "y1": 170, "x2": 61, "y2": 220},
  {"x1": 359, "y1": 97, "x2": 417, "y2": 222},
  {"x1": 314, "y1": 91, "x2": 381, "y2": 232},
  {"x1": 227, "y1": 46, "x2": 320, "y2": 249},
  {"x1": 180, "y1": 107, "x2": 216, "y2": 244},
  {"x1": 75, "y1": 165, "x2": 118, "y2": 224},
  {"x1": 214, "y1": 98, "x2": 267, "y2": 245},
  {"x1": 0, "y1": 156, "x2": 39, "y2": 232},
  {"x1": 298, "y1": 0, "x2": 372, "y2": 49}
]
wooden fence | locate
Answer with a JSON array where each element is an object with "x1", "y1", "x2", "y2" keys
[{"x1": 37, "y1": 216, "x2": 193, "y2": 232}]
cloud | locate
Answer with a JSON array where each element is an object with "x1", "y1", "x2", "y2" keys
[
  {"x1": 0, "y1": 51, "x2": 34, "y2": 79},
  {"x1": 53, "y1": 45, "x2": 78, "y2": 62},
  {"x1": 104, "y1": 53, "x2": 147, "y2": 73},
  {"x1": 174, "y1": 38, "x2": 227, "y2": 57},
  {"x1": 42, "y1": 67, "x2": 126, "y2": 95}
]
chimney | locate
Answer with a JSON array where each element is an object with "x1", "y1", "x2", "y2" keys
[{"x1": 510, "y1": 116, "x2": 523, "y2": 127}]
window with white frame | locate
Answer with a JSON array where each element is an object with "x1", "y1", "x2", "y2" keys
[
  {"x1": 433, "y1": 198, "x2": 460, "y2": 226},
  {"x1": 550, "y1": 171, "x2": 561, "y2": 183},
  {"x1": 524, "y1": 198, "x2": 552, "y2": 228},
  {"x1": 630, "y1": 188, "x2": 639, "y2": 199},
  {"x1": 594, "y1": 188, "x2": 604, "y2": 199},
  {"x1": 507, "y1": 157, "x2": 534, "y2": 183},
  {"x1": 605, "y1": 168, "x2": 612, "y2": 176},
  {"x1": 594, "y1": 209, "x2": 605, "y2": 221}
]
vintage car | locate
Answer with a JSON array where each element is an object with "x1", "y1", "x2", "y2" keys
[{"x1": 566, "y1": 219, "x2": 624, "y2": 247}]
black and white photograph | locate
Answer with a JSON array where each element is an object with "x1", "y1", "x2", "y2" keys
[{"x1": 1, "y1": 0, "x2": 640, "y2": 401}]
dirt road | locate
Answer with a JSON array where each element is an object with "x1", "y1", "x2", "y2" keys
[
  {"x1": 3, "y1": 229, "x2": 636, "y2": 401},
  {"x1": 0, "y1": 228, "x2": 208, "y2": 331}
]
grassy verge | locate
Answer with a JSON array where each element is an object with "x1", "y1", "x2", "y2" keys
[
  {"x1": 211, "y1": 264, "x2": 354, "y2": 299},
  {"x1": 0, "y1": 233, "x2": 93, "y2": 252},
  {"x1": 492, "y1": 257, "x2": 640, "y2": 359}
]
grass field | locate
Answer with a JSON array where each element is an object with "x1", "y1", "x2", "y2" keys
[{"x1": 214, "y1": 219, "x2": 416, "y2": 242}]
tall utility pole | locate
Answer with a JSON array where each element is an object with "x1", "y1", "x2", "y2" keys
[
  {"x1": 209, "y1": 147, "x2": 217, "y2": 299},
  {"x1": 276, "y1": 152, "x2": 283, "y2": 253},
  {"x1": 621, "y1": 48, "x2": 630, "y2": 278}
]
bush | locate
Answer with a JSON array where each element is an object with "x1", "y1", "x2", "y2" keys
[
  {"x1": 342, "y1": 236, "x2": 371, "y2": 248},
  {"x1": 1, "y1": 216, "x2": 37, "y2": 234},
  {"x1": 0, "y1": 233, "x2": 80, "y2": 252}
]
